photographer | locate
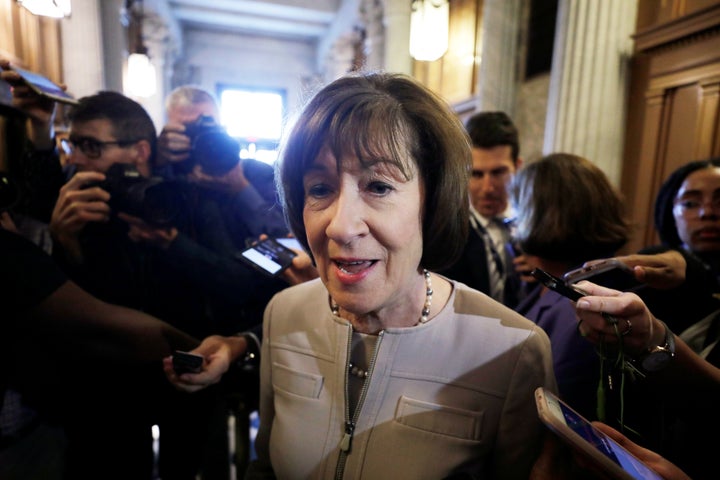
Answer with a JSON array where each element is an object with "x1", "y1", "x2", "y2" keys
[
  {"x1": 156, "y1": 86, "x2": 286, "y2": 236},
  {"x1": 0, "y1": 66, "x2": 268, "y2": 478}
]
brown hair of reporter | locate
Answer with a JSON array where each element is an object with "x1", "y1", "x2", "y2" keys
[{"x1": 511, "y1": 152, "x2": 631, "y2": 266}]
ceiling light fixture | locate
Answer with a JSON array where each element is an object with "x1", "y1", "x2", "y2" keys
[
  {"x1": 125, "y1": 0, "x2": 156, "y2": 98},
  {"x1": 409, "y1": 0, "x2": 449, "y2": 62},
  {"x1": 17, "y1": 0, "x2": 71, "y2": 18}
]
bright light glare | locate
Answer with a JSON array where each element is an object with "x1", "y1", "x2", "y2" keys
[
  {"x1": 240, "y1": 143, "x2": 278, "y2": 165},
  {"x1": 126, "y1": 53, "x2": 156, "y2": 98},
  {"x1": 409, "y1": 0, "x2": 449, "y2": 61},
  {"x1": 220, "y1": 90, "x2": 283, "y2": 141},
  {"x1": 19, "y1": 0, "x2": 71, "y2": 18}
]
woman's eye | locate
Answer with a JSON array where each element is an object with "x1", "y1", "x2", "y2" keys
[
  {"x1": 306, "y1": 184, "x2": 331, "y2": 198},
  {"x1": 678, "y1": 200, "x2": 700, "y2": 209},
  {"x1": 367, "y1": 181, "x2": 394, "y2": 195}
]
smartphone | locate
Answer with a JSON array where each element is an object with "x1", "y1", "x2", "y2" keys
[
  {"x1": 535, "y1": 387, "x2": 663, "y2": 480},
  {"x1": 276, "y1": 237, "x2": 303, "y2": 252},
  {"x1": 172, "y1": 350, "x2": 204, "y2": 375},
  {"x1": 9, "y1": 66, "x2": 78, "y2": 105},
  {"x1": 531, "y1": 268, "x2": 586, "y2": 302},
  {"x1": 238, "y1": 237, "x2": 298, "y2": 276},
  {"x1": 563, "y1": 259, "x2": 643, "y2": 292}
]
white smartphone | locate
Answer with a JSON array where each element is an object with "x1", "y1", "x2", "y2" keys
[
  {"x1": 562, "y1": 259, "x2": 642, "y2": 292},
  {"x1": 10, "y1": 66, "x2": 78, "y2": 105},
  {"x1": 535, "y1": 387, "x2": 663, "y2": 480},
  {"x1": 239, "y1": 237, "x2": 298, "y2": 276}
]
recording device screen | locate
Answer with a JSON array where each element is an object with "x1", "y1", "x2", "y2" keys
[
  {"x1": 240, "y1": 238, "x2": 297, "y2": 276},
  {"x1": 535, "y1": 388, "x2": 663, "y2": 480},
  {"x1": 11, "y1": 66, "x2": 78, "y2": 105}
]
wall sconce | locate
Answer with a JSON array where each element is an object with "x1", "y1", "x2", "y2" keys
[
  {"x1": 125, "y1": 0, "x2": 156, "y2": 98},
  {"x1": 17, "y1": 0, "x2": 71, "y2": 18},
  {"x1": 409, "y1": 0, "x2": 449, "y2": 62}
]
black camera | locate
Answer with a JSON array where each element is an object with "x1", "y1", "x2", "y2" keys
[
  {"x1": 177, "y1": 115, "x2": 240, "y2": 176},
  {"x1": 92, "y1": 163, "x2": 187, "y2": 227},
  {"x1": 0, "y1": 172, "x2": 20, "y2": 213}
]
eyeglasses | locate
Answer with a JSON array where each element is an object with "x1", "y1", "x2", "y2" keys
[
  {"x1": 60, "y1": 136, "x2": 138, "y2": 159},
  {"x1": 673, "y1": 196, "x2": 720, "y2": 216}
]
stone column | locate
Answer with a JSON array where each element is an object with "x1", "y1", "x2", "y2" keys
[
  {"x1": 477, "y1": 0, "x2": 522, "y2": 114},
  {"x1": 360, "y1": 0, "x2": 385, "y2": 72},
  {"x1": 60, "y1": 0, "x2": 105, "y2": 97},
  {"x1": 543, "y1": 0, "x2": 638, "y2": 185}
]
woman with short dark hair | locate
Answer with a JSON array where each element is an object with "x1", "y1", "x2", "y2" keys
[
  {"x1": 166, "y1": 72, "x2": 557, "y2": 479},
  {"x1": 512, "y1": 153, "x2": 630, "y2": 422}
]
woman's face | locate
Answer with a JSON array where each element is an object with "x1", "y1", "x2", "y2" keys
[
  {"x1": 673, "y1": 167, "x2": 720, "y2": 252},
  {"x1": 302, "y1": 147, "x2": 425, "y2": 319}
]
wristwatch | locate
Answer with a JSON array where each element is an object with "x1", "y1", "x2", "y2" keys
[{"x1": 638, "y1": 320, "x2": 675, "y2": 372}]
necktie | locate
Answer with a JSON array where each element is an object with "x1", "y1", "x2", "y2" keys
[{"x1": 470, "y1": 215, "x2": 505, "y2": 301}]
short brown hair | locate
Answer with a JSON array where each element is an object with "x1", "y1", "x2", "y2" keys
[
  {"x1": 465, "y1": 111, "x2": 520, "y2": 163},
  {"x1": 511, "y1": 153, "x2": 630, "y2": 265},
  {"x1": 277, "y1": 72, "x2": 471, "y2": 270}
]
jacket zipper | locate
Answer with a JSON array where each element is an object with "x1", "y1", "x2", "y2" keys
[{"x1": 334, "y1": 329, "x2": 383, "y2": 480}]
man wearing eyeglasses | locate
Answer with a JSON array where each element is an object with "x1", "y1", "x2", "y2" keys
[
  {"x1": 49, "y1": 92, "x2": 157, "y2": 265},
  {"x1": 0, "y1": 63, "x2": 257, "y2": 478}
]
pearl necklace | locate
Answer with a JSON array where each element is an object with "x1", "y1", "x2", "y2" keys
[
  {"x1": 348, "y1": 362, "x2": 369, "y2": 379},
  {"x1": 330, "y1": 269, "x2": 433, "y2": 326}
]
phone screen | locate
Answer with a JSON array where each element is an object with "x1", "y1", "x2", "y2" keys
[
  {"x1": 537, "y1": 388, "x2": 663, "y2": 480},
  {"x1": 276, "y1": 237, "x2": 303, "y2": 251},
  {"x1": 12, "y1": 66, "x2": 78, "y2": 105},
  {"x1": 239, "y1": 238, "x2": 297, "y2": 276}
]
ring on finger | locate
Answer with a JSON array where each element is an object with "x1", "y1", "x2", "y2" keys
[{"x1": 620, "y1": 319, "x2": 632, "y2": 336}]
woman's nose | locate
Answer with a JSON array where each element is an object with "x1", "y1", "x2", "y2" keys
[{"x1": 325, "y1": 191, "x2": 368, "y2": 244}]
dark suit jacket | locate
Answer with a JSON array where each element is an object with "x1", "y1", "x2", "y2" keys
[{"x1": 437, "y1": 220, "x2": 522, "y2": 308}]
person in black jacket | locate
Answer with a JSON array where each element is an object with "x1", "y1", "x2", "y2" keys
[
  {"x1": 639, "y1": 158, "x2": 720, "y2": 334},
  {"x1": 437, "y1": 111, "x2": 531, "y2": 307},
  {"x1": 0, "y1": 218, "x2": 198, "y2": 480}
]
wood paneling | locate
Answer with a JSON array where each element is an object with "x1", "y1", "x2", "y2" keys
[
  {"x1": 413, "y1": 0, "x2": 481, "y2": 104},
  {"x1": 0, "y1": 0, "x2": 64, "y2": 171},
  {"x1": 622, "y1": 1, "x2": 720, "y2": 252}
]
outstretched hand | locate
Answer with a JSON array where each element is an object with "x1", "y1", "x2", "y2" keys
[
  {"x1": 573, "y1": 281, "x2": 664, "y2": 354},
  {"x1": 163, "y1": 335, "x2": 247, "y2": 393},
  {"x1": 583, "y1": 250, "x2": 687, "y2": 290}
]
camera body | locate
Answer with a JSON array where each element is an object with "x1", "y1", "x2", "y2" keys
[
  {"x1": 92, "y1": 163, "x2": 187, "y2": 227},
  {"x1": 177, "y1": 115, "x2": 240, "y2": 176}
]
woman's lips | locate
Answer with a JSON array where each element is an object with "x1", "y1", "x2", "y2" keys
[
  {"x1": 695, "y1": 227, "x2": 720, "y2": 241},
  {"x1": 332, "y1": 259, "x2": 376, "y2": 284},
  {"x1": 335, "y1": 259, "x2": 375, "y2": 274}
]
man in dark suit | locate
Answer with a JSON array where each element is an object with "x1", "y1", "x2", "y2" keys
[{"x1": 438, "y1": 111, "x2": 527, "y2": 307}]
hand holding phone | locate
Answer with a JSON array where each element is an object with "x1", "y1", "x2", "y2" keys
[
  {"x1": 172, "y1": 350, "x2": 204, "y2": 375},
  {"x1": 5, "y1": 65, "x2": 77, "y2": 105},
  {"x1": 535, "y1": 387, "x2": 663, "y2": 480},
  {"x1": 532, "y1": 267, "x2": 619, "y2": 325}
]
